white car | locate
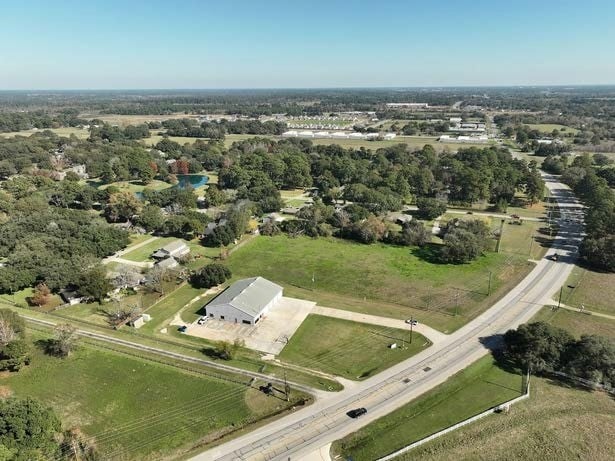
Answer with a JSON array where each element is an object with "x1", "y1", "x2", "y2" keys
[{"x1": 197, "y1": 316, "x2": 208, "y2": 325}]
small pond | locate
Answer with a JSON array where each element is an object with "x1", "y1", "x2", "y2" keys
[{"x1": 175, "y1": 174, "x2": 209, "y2": 189}]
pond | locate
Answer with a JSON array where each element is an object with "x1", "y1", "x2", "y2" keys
[
  {"x1": 175, "y1": 174, "x2": 209, "y2": 190},
  {"x1": 133, "y1": 174, "x2": 209, "y2": 200}
]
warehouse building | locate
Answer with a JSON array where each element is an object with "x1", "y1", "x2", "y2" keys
[{"x1": 205, "y1": 277, "x2": 283, "y2": 325}]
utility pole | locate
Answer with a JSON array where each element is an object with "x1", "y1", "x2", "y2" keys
[
  {"x1": 529, "y1": 234, "x2": 534, "y2": 258},
  {"x1": 454, "y1": 289, "x2": 460, "y2": 316},
  {"x1": 487, "y1": 271, "x2": 493, "y2": 296},
  {"x1": 557, "y1": 286, "x2": 563, "y2": 310},
  {"x1": 409, "y1": 316, "x2": 414, "y2": 344},
  {"x1": 496, "y1": 219, "x2": 506, "y2": 253},
  {"x1": 284, "y1": 369, "x2": 290, "y2": 402}
]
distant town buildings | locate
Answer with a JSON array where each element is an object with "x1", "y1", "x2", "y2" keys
[
  {"x1": 439, "y1": 134, "x2": 489, "y2": 144},
  {"x1": 282, "y1": 130, "x2": 396, "y2": 140},
  {"x1": 386, "y1": 103, "x2": 429, "y2": 108}
]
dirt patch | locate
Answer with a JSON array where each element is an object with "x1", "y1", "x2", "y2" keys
[{"x1": 0, "y1": 385, "x2": 13, "y2": 398}]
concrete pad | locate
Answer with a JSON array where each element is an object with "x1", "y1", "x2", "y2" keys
[
  {"x1": 186, "y1": 297, "x2": 315, "y2": 354},
  {"x1": 298, "y1": 444, "x2": 331, "y2": 461}
]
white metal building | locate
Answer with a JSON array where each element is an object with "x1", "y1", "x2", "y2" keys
[{"x1": 205, "y1": 277, "x2": 283, "y2": 325}]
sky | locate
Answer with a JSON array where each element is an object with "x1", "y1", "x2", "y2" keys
[{"x1": 1, "y1": 0, "x2": 614, "y2": 89}]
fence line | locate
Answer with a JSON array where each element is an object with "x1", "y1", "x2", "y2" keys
[{"x1": 376, "y1": 375, "x2": 531, "y2": 461}]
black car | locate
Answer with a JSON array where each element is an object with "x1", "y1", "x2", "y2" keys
[
  {"x1": 178, "y1": 325, "x2": 188, "y2": 333},
  {"x1": 347, "y1": 407, "x2": 367, "y2": 418}
]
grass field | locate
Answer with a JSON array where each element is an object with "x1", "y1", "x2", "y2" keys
[
  {"x1": 0, "y1": 330, "x2": 302, "y2": 460},
  {"x1": 121, "y1": 236, "x2": 179, "y2": 261},
  {"x1": 225, "y1": 236, "x2": 534, "y2": 333},
  {"x1": 527, "y1": 123, "x2": 580, "y2": 135},
  {"x1": 88, "y1": 113, "x2": 198, "y2": 127},
  {"x1": 0, "y1": 126, "x2": 90, "y2": 139},
  {"x1": 94, "y1": 178, "x2": 174, "y2": 193},
  {"x1": 332, "y1": 356, "x2": 524, "y2": 461},
  {"x1": 532, "y1": 306, "x2": 615, "y2": 340},
  {"x1": 278, "y1": 314, "x2": 430, "y2": 380},
  {"x1": 389, "y1": 376, "x2": 615, "y2": 461},
  {"x1": 560, "y1": 265, "x2": 615, "y2": 316}
]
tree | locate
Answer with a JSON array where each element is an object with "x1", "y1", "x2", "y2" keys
[
  {"x1": 352, "y1": 215, "x2": 387, "y2": 244},
  {"x1": 146, "y1": 265, "x2": 168, "y2": 294},
  {"x1": 47, "y1": 323, "x2": 78, "y2": 357},
  {"x1": 0, "y1": 310, "x2": 25, "y2": 343},
  {"x1": 105, "y1": 191, "x2": 142, "y2": 222},
  {"x1": 61, "y1": 427, "x2": 101, "y2": 461},
  {"x1": 77, "y1": 266, "x2": 111, "y2": 302},
  {"x1": 416, "y1": 197, "x2": 447, "y2": 220},
  {"x1": 211, "y1": 338, "x2": 244, "y2": 360},
  {"x1": 0, "y1": 398, "x2": 62, "y2": 459},
  {"x1": 136, "y1": 204, "x2": 165, "y2": 232},
  {"x1": 29, "y1": 282, "x2": 51, "y2": 307},
  {"x1": 202, "y1": 185, "x2": 226, "y2": 208},
  {"x1": 190, "y1": 263, "x2": 231, "y2": 289},
  {"x1": 0, "y1": 339, "x2": 30, "y2": 371},
  {"x1": 397, "y1": 220, "x2": 430, "y2": 247},
  {"x1": 580, "y1": 235, "x2": 615, "y2": 272},
  {"x1": 563, "y1": 335, "x2": 615, "y2": 386},
  {"x1": 440, "y1": 220, "x2": 491, "y2": 263},
  {"x1": 503, "y1": 322, "x2": 574, "y2": 373}
]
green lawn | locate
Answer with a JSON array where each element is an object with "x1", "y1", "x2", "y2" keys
[
  {"x1": 389, "y1": 376, "x2": 615, "y2": 461},
  {"x1": 332, "y1": 356, "x2": 524, "y2": 461},
  {"x1": 121, "y1": 236, "x2": 178, "y2": 262},
  {"x1": 532, "y1": 306, "x2": 615, "y2": 340},
  {"x1": 225, "y1": 235, "x2": 534, "y2": 333},
  {"x1": 140, "y1": 283, "x2": 204, "y2": 333},
  {"x1": 560, "y1": 265, "x2": 615, "y2": 316},
  {"x1": 279, "y1": 314, "x2": 430, "y2": 380},
  {"x1": 0, "y1": 331, "x2": 299, "y2": 460}
]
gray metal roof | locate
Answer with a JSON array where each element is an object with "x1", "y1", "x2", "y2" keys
[
  {"x1": 207, "y1": 277, "x2": 283, "y2": 317},
  {"x1": 161, "y1": 240, "x2": 188, "y2": 254}
]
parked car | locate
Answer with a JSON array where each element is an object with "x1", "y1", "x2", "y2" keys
[
  {"x1": 405, "y1": 319, "x2": 418, "y2": 326},
  {"x1": 347, "y1": 407, "x2": 367, "y2": 418},
  {"x1": 197, "y1": 316, "x2": 208, "y2": 325},
  {"x1": 551, "y1": 253, "x2": 559, "y2": 261},
  {"x1": 178, "y1": 325, "x2": 188, "y2": 333}
]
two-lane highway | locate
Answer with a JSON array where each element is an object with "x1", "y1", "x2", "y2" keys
[{"x1": 193, "y1": 174, "x2": 583, "y2": 461}]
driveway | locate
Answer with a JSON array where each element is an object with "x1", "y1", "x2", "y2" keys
[
  {"x1": 186, "y1": 297, "x2": 315, "y2": 354},
  {"x1": 312, "y1": 306, "x2": 447, "y2": 345}
]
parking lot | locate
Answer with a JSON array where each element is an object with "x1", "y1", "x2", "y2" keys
[{"x1": 185, "y1": 296, "x2": 316, "y2": 354}]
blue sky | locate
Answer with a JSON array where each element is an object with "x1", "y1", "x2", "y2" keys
[{"x1": 1, "y1": 0, "x2": 614, "y2": 89}]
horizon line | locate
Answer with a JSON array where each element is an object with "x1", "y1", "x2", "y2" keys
[{"x1": 2, "y1": 83, "x2": 615, "y2": 92}]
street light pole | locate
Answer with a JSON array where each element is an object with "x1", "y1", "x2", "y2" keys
[
  {"x1": 410, "y1": 317, "x2": 414, "y2": 344},
  {"x1": 557, "y1": 286, "x2": 563, "y2": 310}
]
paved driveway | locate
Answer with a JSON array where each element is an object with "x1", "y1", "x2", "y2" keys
[{"x1": 186, "y1": 297, "x2": 315, "y2": 354}]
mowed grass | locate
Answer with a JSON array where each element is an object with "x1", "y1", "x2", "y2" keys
[
  {"x1": 0, "y1": 333, "x2": 257, "y2": 460},
  {"x1": 560, "y1": 265, "x2": 615, "y2": 316},
  {"x1": 225, "y1": 236, "x2": 534, "y2": 333},
  {"x1": 532, "y1": 306, "x2": 615, "y2": 340},
  {"x1": 121, "y1": 236, "x2": 179, "y2": 262},
  {"x1": 0, "y1": 127, "x2": 90, "y2": 139},
  {"x1": 332, "y1": 356, "x2": 524, "y2": 461},
  {"x1": 390, "y1": 377, "x2": 615, "y2": 461},
  {"x1": 526, "y1": 123, "x2": 580, "y2": 135},
  {"x1": 279, "y1": 314, "x2": 430, "y2": 380}
]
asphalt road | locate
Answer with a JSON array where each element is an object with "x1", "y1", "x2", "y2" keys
[{"x1": 193, "y1": 173, "x2": 584, "y2": 461}]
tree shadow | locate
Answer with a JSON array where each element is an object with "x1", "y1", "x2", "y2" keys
[
  {"x1": 410, "y1": 244, "x2": 447, "y2": 264},
  {"x1": 33, "y1": 338, "x2": 63, "y2": 357}
]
